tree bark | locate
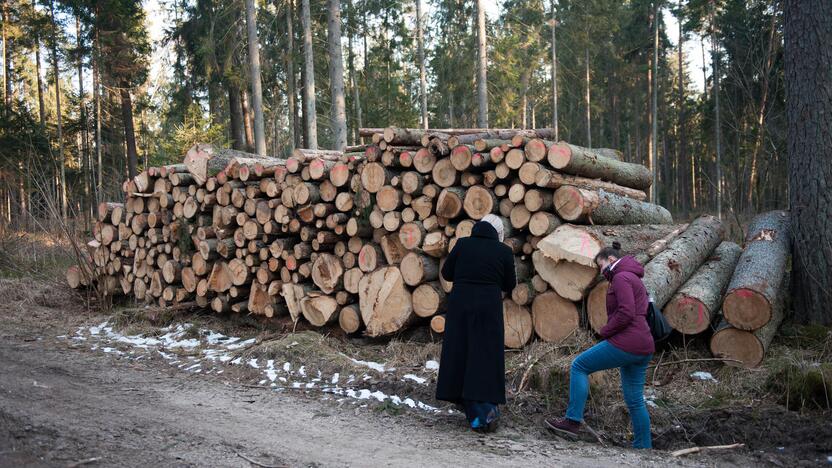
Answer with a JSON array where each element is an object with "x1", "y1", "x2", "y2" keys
[
  {"x1": 664, "y1": 241, "x2": 742, "y2": 335},
  {"x1": 416, "y1": 0, "x2": 428, "y2": 129},
  {"x1": 286, "y1": 0, "x2": 298, "y2": 150},
  {"x1": 327, "y1": 0, "x2": 347, "y2": 151},
  {"x1": 550, "y1": 0, "x2": 558, "y2": 139},
  {"x1": 723, "y1": 211, "x2": 791, "y2": 330},
  {"x1": 587, "y1": 216, "x2": 723, "y2": 332},
  {"x1": 475, "y1": 0, "x2": 488, "y2": 128},
  {"x1": 535, "y1": 167, "x2": 647, "y2": 200},
  {"x1": 553, "y1": 186, "x2": 672, "y2": 225},
  {"x1": 785, "y1": 0, "x2": 832, "y2": 324},
  {"x1": 228, "y1": 83, "x2": 245, "y2": 150},
  {"x1": 548, "y1": 142, "x2": 653, "y2": 190},
  {"x1": 301, "y1": 0, "x2": 318, "y2": 149},
  {"x1": 49, "y1": 0, "x2": 67, "y2": 216},
  {"x1": 244, "y1": 0, "x2": 267, "y2": 155}
]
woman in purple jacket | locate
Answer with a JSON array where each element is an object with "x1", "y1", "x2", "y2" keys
[{"x1": 545, "y1": 242, "x2": 654, "y2": 449}]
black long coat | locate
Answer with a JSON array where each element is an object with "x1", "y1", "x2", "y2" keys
[{"x1": 435, "y1": 221, "x2": 516, "y2": 405}]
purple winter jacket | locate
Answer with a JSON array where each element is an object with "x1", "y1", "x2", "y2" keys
[{"x1": 599, "y1": 256, "x2": 655, "y2": 356}]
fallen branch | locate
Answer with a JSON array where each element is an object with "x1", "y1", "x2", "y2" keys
[
  {"x1": 671, "y1": 443, "x2": 745, "y2": 457},
  {"x1": 648, "y1": 357, "x2": 742, "y2": 369},
  {"x1": 236, "y1": 451, "x2": 288, "y2": 468},
  {"x1": 67, "y1": 457, "x2": 102, "y2": 468}
]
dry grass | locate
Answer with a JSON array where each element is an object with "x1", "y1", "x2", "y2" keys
[{"x1": 0, "y1": 230, "x2": 77, "y2": 281}]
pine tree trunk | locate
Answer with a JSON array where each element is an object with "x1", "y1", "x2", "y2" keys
[
  {"x1": 550, "y1": 0, "x2": 558, "y2": 139},
  {"x1": 475, "y1": 0, "x2": 488, "y2": 128},
  {"x1": 244, "y1": 0, "x2": 267, "y2": 155},
  {"x1": 677, "y1": 0, "x2": 689, "y2": 218},
  {"x1": 786, "y1": 0, "x2": 832, "y2": 325},
  {"x1": 286, "y1": 0, "x2": 298, "y2": 150},
  {"x1": 416, "y1": 0, "x2": 428, "y2": 129},
  {"x1": 228, "y1": 83, "x2": 245, "y2": 150},
  {"x1": 120, "y1": 86, "x2": 139, "y2": 179},
  {"x1": 327, "y1": 0, "x2": 347, "y2": 151},
  {"x1": 240, "y1": 88, "x2": 254, "y2": 149},
  {"x1": 301, "y1": 0, "x2": 318, "y2": 149},
  {"x1": 49, "y1": 0, "x2": 67, "y2": 216}
]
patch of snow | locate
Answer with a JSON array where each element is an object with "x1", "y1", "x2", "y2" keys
[
  {"x1": 225, "y1": 338, "x2": 255, "y2": 350},
  {"x1": 345, "y1": 355, "x2": 390, "y2": 373},
  {"x1": 298, "y1": 366, "x2": 306, "y2": 377},
  {"x1": 331, "y1": 373, "x2": 340, "y2": 384},
  {"x1": 403, "y1": 374, "x2": 427, "y2": 385},
  {"x1": 425, "y1": 360, "x2": 440, "y2": 371},
  {"x1": 690, "y1": 371, "x2": 718, "y2": 383},
  {"x1": 283, "y1": 362, "x2": 292, "y2": 372},
  {"x1": 247, "y1": 359, "x2": 260, "y2": 369}
]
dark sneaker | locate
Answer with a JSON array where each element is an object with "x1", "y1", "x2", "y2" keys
[
  {"x1": 472, "y1": 407, "x2": 500, "y2": 434},
  {"x1": 545, "y1": 417, "x2": 581, "y2": 439}
]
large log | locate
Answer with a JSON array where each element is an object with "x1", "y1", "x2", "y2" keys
[
  {"x1": 710, "y1": 284, "x2": 785, "y2": 367},
  {"x1": 412, "y1": 282, "x2": 446, "y2": 318},
  {"x1": 301, "y1": 293, "x2": 340, "y2": 326},
  {"x1": 532, "y1": 251, "x2": 598, "y2": 301},
  {"x1": 400, "y1": 252, "x2": 440, "y2": 286},
  {"x1": 532, "y1": 291, "x2": 580, "y2": 342},
  {"x1": 553, "y1": 186, "x2": 672, "y2": 225},
  {"x1": 338, "y1": 305, "x2": 363, "y2": 333},
  {"x1": 183, "y1": 144, "x2": 271, "y2": 185},
  {"x1": 358, "y1": 267, "x2": 414, "y2": 337},
  {"x1": 722, "y1": 210, "x2": 791, "y2": 330},
  {"x1": 311, "y1": 253, "x2": 344, "y2": 294},
  {"x1": 664, "y1": 242, "x2": 743, "y2": 335},
  {"x1": 586, "y1": 216, "x2": 724, "y2": 332},
  {"x1": 503, "y1": 299, "x2": 533, "y2": 349},
  {"x1": 548, "y1": 142, "x2": 653, "y2": 190},
  {"x1": 462, "y1": 185, "x2": 497, "y2": 220},
  {"x1": 535, "y1": 168, "x2": 647, "y2": 200},
  {"x1": 538, "y1": 223, "x2": 686, "y2": 268}
]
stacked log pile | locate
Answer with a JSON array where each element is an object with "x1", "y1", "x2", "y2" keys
[{"x1": 67, "y1": 127, "x2": 791, "y2": 366}]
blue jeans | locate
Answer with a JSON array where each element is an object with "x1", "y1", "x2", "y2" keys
[{"x1": 565, "y1": 340, "x2": 653, "y2": 449}]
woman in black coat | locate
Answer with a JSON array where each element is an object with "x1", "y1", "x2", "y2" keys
[{"x1": 436, "y1": 214, "x2": 516, "y2": 433}]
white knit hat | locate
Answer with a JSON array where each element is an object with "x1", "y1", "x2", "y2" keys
[{"x1": 481, "y1": 214, "x2": 505, "y2": 242}]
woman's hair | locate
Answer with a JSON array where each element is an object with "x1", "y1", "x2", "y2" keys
[{"x1": 594, "y1": 241, "x2": 622, "y2": 263}]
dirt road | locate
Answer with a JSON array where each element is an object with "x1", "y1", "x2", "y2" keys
[{"x1": 0, "y1": 279, "x2": 744, "y2": 467}]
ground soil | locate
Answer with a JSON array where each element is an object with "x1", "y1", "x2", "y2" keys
[{"x1": 0, "y1": 277, "x2": 828, "y2": 467}]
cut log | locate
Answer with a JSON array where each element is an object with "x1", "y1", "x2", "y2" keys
[
  {"x1": 358, "y1": 267, "x2": 414, "y2": 337},
  {"x1": 398, "y1": 222, "x2": 426, "y2": 250},
  {"x1": 462, "y1": 185, "x2": 497, "y2": 220},
  {"x1": 339, "y1": 305, "x2": 363, "y2": 333},
  {"x1": 422, "y1": 232, "x2": 448, "y2": 258},
  {"x1": 528, "y1": 212, "x2": 562, "y2": 237},
  {"x1": 430, "y1": 315, "x2": 446, "y2": 334},
  {"x1": 503, "y1": 299, "x2": 533, "y2": 349},
  {"x1": 282, "y1": 282, "x2": 313, "y2": 323},
  {"x1": 532, "y1": 251, "x2": 598, "y2": 301},
  {"x1": 523, "y1": 189, "x2": 553, "y2": 212},
  {"x1": 535, "y1": 168, "x2": 647, "y2": 200},
  {"x1": 184, "y1": 144, "x2": 270, "y2": 185},
  {"x1": 435, "y1": 187, "x2": 465, "y2": 219},
  {"x1": 532, "y1": 291, "x2": 580, "y2": 342},
  {"x1": 538, "y1": 224, "x2": 686, "y2": 268},
  {"x1": 380, "y1": 234, "x2": 408, "y2": 265},
  {"x1": 665, "y1": 242, "x2": 743, "y2": 335},
  {"x1": 301, "y1": 293, "x2": 340, "y2": 326},
  {"x1": 360, "y1": 162, "x2": 391, "y2": 193},
  {"x1": 548, "y1": 142, "x2": 653, "y2": 190},
  {"x1": 510, "y1": 283, "x2": 537, "y2": 306},
  {"x1": 586, "y1": 216, "x2": 724, "y2": 332},
  {"x1": 343, "y1": 268, "x2": 363, "y2": 294},
  {"x1": 412, "y1": 282, "x2": 446, "y2": 318},
  {"x1": 311, "y1": 253, "x2": 344, "y2": 294},
  {"x1": 722, "y1": 210, "x2": 791, "y2": 331},
  {"x1": 412, "y1": 148, "x2": 436, "y2": 174},
  {"x1": 553, "y1": 186, "x2": 672, "y2": 224},
  {"x1": 376, "y1": 185, "x2": 402, "y2": 212},
  {"x1": 400, "y1": 252, "x2": 440, "y2": 286},
  {"x1": 208, "y1": 262, "x2": 233, "y2": 293},
  {"x1": 431, "y1": 158, "x2": 459, "y2": 188},
  {"x1": 710, "y1": 295, "x2": 785, "y2": 369},
  {"x1": 358, "y1": 244, "x2": 385, "y2": 272}
]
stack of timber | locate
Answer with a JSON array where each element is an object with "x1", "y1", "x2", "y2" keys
[{"x1": 67, "y1": 127, "x2": 790, "y2": 365}]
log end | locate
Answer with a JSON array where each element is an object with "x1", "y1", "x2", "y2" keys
[
  {"x1": 723, "y1": 288, "x2": 772, "y2": 330},
  {"x1": 547, "y1": 142, "x2": 573, "y2": 169},
  {"x1": 553, "y1": 186, "x2": 587, "y2": 222},
  {"x1": 710, "y1": 326, "x2": 764, "y2": 368},
  {"x1": 664, "y1": 294, "x2": 712, "y2": 335}
]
